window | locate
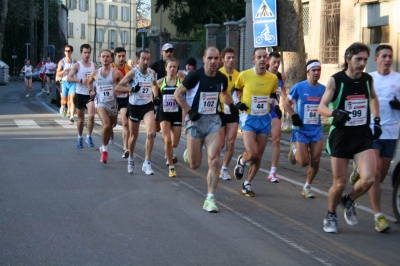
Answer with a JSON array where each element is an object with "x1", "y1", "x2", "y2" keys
[
  {"x1": 109, "y1": 5, "x2": 118, "y2": 20},
  {"x1": 302, "y1": 2, "x2": 309, "y2": 36},
  {"x1": 97, "y1": 3, "x2": 104, "y2": 19},
  {"x1": 122, "y1": 31, "x2": 128, "y2": 44},
  {"x1": 109, "y1": 30, "x2": 116, "y2": 49},
  {"x1": 67, "y1": 0, "x2": 77, "y2": 9},
  {"x1": 97, "y1": 28, "x2": 103, "y2": 43},
  {"x1": 121, "y1": 6, "x2": 129, "y2": 21},
  {"x1": 321, "y1": 0, "x2": 340, "y2": 64},
  {"x1": 122, "y1": 0, "x2": 128, "y2": 3},
  {"x1": 79, "y1": 0, "x2": 87, "y2": 11},
  {"x1": 81, "y1": 24, "x2": 85, "y2": 38},
  {"x1": 68, "y1": 22, "x2": 74, "y2": 37}
]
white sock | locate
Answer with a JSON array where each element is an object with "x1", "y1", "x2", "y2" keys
[
  {"x1": 221, "y1": 166, "x2": 227, "y2": 171},
  {"x1": 304, "y1": 182, "x2": 310, "y2": 188},
  {"x1": 374, "y1": 213, "x2": 383, "y2": 220},
  {"x1": 78, "y1": 135, "x2": 82, "y2": 139},
  {"x1": 244, "y1": 181, "x2": 250, "y2": 186},
  {"x1": 239, "y1": 158, "x2": 244, "y2": 165},
  {"x1": 144, "y1": 159, "x2": 149, "y2": 164},
  {"x1": 128, "y1": 156, "x2": 133, "y2": 161},
  {"x1": 206, "y1": 193, "x2": 214, "y2": 199},
  {"x1": 169, "y1": 166, "x2": 174, "y2": 170},
  {"x1": 270, "y1": 167, "x2": 276, "y2": 174},
  {"x1": 102, "y1": 145, "x2": 107, "y2": 152},
  {"x1": 86, "y1": 134, "x2": 91, "y2": 138}
]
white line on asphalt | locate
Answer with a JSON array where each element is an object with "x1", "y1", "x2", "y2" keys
[
  {"x1": 13, "y1": 119, "x2": 40, "y2": 128},
  {"x1": 54, "y1": 119, "x2": 76, "y2": 129}
]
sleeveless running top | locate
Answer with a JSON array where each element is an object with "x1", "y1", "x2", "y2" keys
[
  {"x1": 128, "y1": 68, "x2": 155, "y2": 105},
  {"x1": 75, "y1": 61, "x2": 95, "y2": 95},
  {"x1": 160, "y1": 77, "x2": 181, "y2": 113},
  {"x1": 95, "y1": 68, "x2": 116, "y2": 108}
]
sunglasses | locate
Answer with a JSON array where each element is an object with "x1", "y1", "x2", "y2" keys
[
  {"x1": 165, "y1": 49, "x2": 174, "y2": 53},
  {"x1": 64, "y1": 50, "x2": 72, "y2": 53}
]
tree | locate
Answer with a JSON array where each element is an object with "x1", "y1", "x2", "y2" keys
[
  {"x1": 0, "y1": 0, "x2": 8, "y2": 60},
  {"x1": 154, "y1": 0, "x2": 245, "y2": 36},
  {"x1": 137, "y1": 0, "x2": 151, "y2": 28},
  {"x1": 276, "y1": 0, "x2": 307, "y2": 130}
]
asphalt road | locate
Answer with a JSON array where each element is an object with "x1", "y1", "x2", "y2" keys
[{"x1": 1, "y1": 81, "x2": 399, "y2": 265}]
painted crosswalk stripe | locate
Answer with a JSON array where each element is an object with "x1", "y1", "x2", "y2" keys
[
  {"x1": 95, "y1": 119, "x2": 123, "y2": 130},
  {"x1": 54, "y1": 119, "x2": 76, "y2": 129},
  {"x1": 14, "y1": 119, "x2": 40, "y2": 128}
]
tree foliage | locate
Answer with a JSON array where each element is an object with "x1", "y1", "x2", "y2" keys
[{"x1": 154, "y1": 0, "x2": 245, "y2": 37}]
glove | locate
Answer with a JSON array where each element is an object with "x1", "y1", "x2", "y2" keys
[
  {"x1": 236, "y1": 101, "x2": 249, "y2": 111},
  {"x1": 291, "y1": 114, "x2": 303, "y2": 127},
  {"x1": 188, "y1": 109, "x2": 201, "y2": 121},
  {"x1": 373, "y1": 117, "x2": 382, "y2": 140},
  {"x1": 332, "y1": 109, "x2": 351, "y2": 127},
  {"x1": 131, "y1": 83, "x2": 141, "y2": 93},
  {"x1": 229, "y1": 103, "x2": 239, "y2": 116},
  {"x1": 389, "y1": 97, "x2": 400, "y2": 110},
  {"x1": 153, "y1": 96, "x2": 161, "y2": 106},
  {"x1": 274, "y1": 105, "x2": 282, "y2": 119}
]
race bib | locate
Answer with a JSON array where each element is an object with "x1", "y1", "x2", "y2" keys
[
  {"x1": 303, "y1": 104, "x2": 319, "y2": 124},
  {"x1": 251, "y1": 96, "x2": 269, "y2": 116},
  {"x1": 198, "y1": 92, "x2": 218, "y2": 114},
  {"x1": 163, "y1": 94, "x2": 178, "y2": 112},
  {"x1": 98, "y1": 85, "x2": 114, "y2": 102},
  {"x1": 25, "y1": 68, "x2": 32, "y2": 76},
  {"x1": 345, "y1": 96, "x2": 367, "y2": 126},
  {"x1": 137, "y1": 81, "x2": 152, "y2": 100}
]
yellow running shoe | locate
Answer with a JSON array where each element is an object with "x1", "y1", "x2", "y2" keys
[
  {"x1": 169, "y1": 167, "x2": 177, "y2": 178},
  {"x1": 375, "y1": 215, "x2": 391, "y2": 232}
]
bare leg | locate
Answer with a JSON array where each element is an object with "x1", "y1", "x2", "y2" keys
[
  {"x1": 242, "y1": 132, "x2": 269, "y2": 182},
  {"x1": 86, "y1": 101, "x2": 95, "y2": 135},
  {"x1": 204, "y1": 131, "x2": 221, "y2": 194},
  {"x1": 143, "y1": 110, "x2": 155, "y2": 160},
  {"x1": 222, "y1": 122, "x2": 238, "y2": 168}
]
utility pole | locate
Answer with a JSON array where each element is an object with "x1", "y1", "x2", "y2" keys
[{"x1": 43, "y1": 0, "x2": 48, "y2": 57}]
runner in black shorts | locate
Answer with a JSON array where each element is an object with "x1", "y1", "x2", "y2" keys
[
  {"x1": 154, "y1": 58, "x2": 182, "y2": 177},
  {"x1": 318, "y1": 42, "x2": 381, "y2": 234}
]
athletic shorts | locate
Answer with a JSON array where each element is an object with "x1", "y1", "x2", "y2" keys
[
  {"x1": 159, "y1": 109, "x2": 182, "y2": 126},
  {"x1": 96, "y1": 102, "x2": 118, "y2": 116},
  {"x1": 239, "y1": 113, "x2": 272, "y2": 134},
  {"x1": 74, "y1": 93, "x2": 94, "y2": 110},
  {"x1": 61, "y1": 81, "x2": 76, "y2": 97},
  {"x1": 184, "y1": 114, "x2": 221, "y2": 140},
  {"x1": 128, "y1": 102, "x2": 154, "y2": 123},
  {"x1": 269, "y1": 103, "x2": 279, "y2": 119},
  {"x1": 154, "y1": 105, "x2": 161, "y2": 122},
  {"x1": 293, "y1": 127, "x2": 323, "y2": 144},
  {"x1": 25, "y1": 76, "x2": 32, "y2": 80},
  {"x1": 220, "y1": 113, "x2": 239, "y2": 127},
  {"x1": 327, "y1": 126, "x2": 373, "y2": 159},
  {"x1": 46, "y1": 73, "x2": 54, "y2": 79},
  {"x1": 117, "y1": 97, "x2": 128, "y2": 111},
  {"x1": 373, "y1": 139, "x2": 397, "y2": 158}
]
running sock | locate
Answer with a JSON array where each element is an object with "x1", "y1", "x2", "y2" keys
[
  {"x1": 239, "y1": 158, "x2": 244, "y2": 165},
  {"x1": 304, "y1": 182, "x2": 310, "y2": 188},
  {"x1": 102, "y1": 145, "x2": 107, "y2": 152},
  {"x1": 343, "y1": 194, "x2": 354, "y2": 203},
  {"x1": 374, "y1": 213, "x2": 384, "y2": 220},
  {"x1": 128, "y1": 156, "x2": 133, "y2": 161},
  {"x1": 244, "y1": 180, "x2": 251, "y2": 186},
  {"x1": 169, "y1": 166, "x2": 174, "y2": 170},
  {"x1": 78, "y1": 135, "x2": 82, "y2": 139},
  {"x1": 221, "y1": 166, "x2": 227, "y2": 171},
  {"x1": 327, "y1": 211, "x2": 336, "y2": 216},
  {"x1": 270, "y1": 167, "x2": 276, "y2": 174},
  {"x1": 86, "y1": 134, "x2": 91, "y2": 138},
  {"x1": 144, "y1": 159, "x2": 149, "y2": 164},
  {"x1": 206, "y1": 193, "x2": 214, "y2": 199}
]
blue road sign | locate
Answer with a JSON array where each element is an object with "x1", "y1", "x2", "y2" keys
[
  {"x1": 253, "y1": 20, "x2": 278, "y2": 47},
  {"x1": 252, "y1": 0, "x2": 277, "y2": 21}
]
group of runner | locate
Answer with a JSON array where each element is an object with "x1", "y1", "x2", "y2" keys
[{"x1": 34, "y1": 41, "x2": 399, "y2": 235}]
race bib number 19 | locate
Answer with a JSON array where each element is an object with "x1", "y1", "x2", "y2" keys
[
  {"x1": 198, "y1": 92, "x2": 218, "y2": 114},
  {"x1": 98, "y1": 85, "x2": 114, "y2": 102}
]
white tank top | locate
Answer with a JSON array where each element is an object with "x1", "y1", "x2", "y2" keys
[
  {"x1": 75, "y1": 61, "x2": 95, "y2": 95},
  {"x1": 95, "y1": 68, "x2": 116, "y2": 106},
  {"x1": 128, "y1": 68, "x2": 155, "y2": 105},
  {"x1": 24, "y1": 65, "x2": 33, "y2": 76},
  {"x1": 61, "y1": 58, "x2": 76, "y2": 78}
]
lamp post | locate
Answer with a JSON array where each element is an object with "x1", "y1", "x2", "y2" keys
[
  {"x1": 93, "y1": 0, "x2": 97, "y2": 62},
  {"x1": 137, "y1": 29, "x2": 148, "y2": 50},
  {"x1": 25, "y1": 43, "x2": 31, "y2": 60}
]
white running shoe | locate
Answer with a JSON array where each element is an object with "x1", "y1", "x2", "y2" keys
[
  {"x1": 302, "y1": 186, "x2": 315, "y2": 198},
  {"x1": 219, "y1": 169, "x2": 232, "y2": 180},
  {"x1": 128, "y1": 160, "x2": 134, "y2": 174},
  {"x1": 142, "y1": 162, "x2": 154, "y2": 175}
]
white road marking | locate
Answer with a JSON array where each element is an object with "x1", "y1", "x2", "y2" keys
[
  {"x1": 14, "y1": 119, "x2": 40, "y2": 128},
  {"x1": 54, "y1": 119, "x2": 76, "y2": 128}
]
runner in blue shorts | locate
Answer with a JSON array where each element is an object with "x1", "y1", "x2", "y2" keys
[{"x1": 283, "y1": 60, "x2": 325, "y2": 199}]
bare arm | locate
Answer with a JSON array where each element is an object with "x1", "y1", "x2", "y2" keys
[
  {"x1": 87, "y1": 70, "x2": 97, "y2": 92},
  {"x1": 280, "y1": 73, "x2": 288, "y2": 99},
  {"x1": 317, "y1": 77, "x2": 336, "y2": 117},
  {"x1": 56, "y1": 60, "x2": 66, "y2": 78},
  {"x1": 152, "y1": 80, "x2": 159, "y2": 98},
  {"x1": 115, "y1": 70, "x2": 134, "y2": 93},
  {"x1": 66, "y1": 62, "x2": 80, "y2": 83},
  {"x1": 220, "y1": 90, "x2": 234, "y2": 105},
  {"x1": 369, "y1": 81, "x2": 380, "y2": 118},
  {"x1": 283, "y1": 96, "x2": 296, "y2": 116},
  {"x1": 174, "y1": 84, "x2": 190, "y2": 113}
]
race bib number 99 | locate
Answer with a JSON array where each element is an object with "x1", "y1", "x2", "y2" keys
[
  {"x1": 345, "y1": 96, "x2": 367, "y2": 126},
  {"x1": 251, "y1": 96, "x2": 269, "y2": 116},
  {"x1": 198, "y1": 92, "x2": 218, "y2": 114}
]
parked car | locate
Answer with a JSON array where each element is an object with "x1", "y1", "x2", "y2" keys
[
  {"x1": 32, "y1": 67, "x2": 42, "y2": 81},
  {"x1": 389, "y1": 144, "x2": 400, "y2": 221}
]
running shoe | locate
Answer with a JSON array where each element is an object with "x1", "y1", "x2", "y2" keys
[
  {"x1": 169, "y1": 167, "x2": 177, "y2": 178},
  {"x1": 202, "y1": 196, "x2": 218, "y2": 212},
  {"x1": 288, "y1": 142, "x2": 296, "y2": 165},
  {"x1": 183, "y1": 149, "x2": 189, "y2": 164},
  {"x1": 234, "y1": 154, "x2": 246, "y2": 180},
  {"x1": 42, "y1": 88, "x2": 45, "y2": 94},
  {"x1": 349, "y1": 163, "x2": 360, "y2": 185},
  {"x1": 109, "y1": 132, "x2": 114, "y2": 145},
  {"x1": 66, "y1": 110, "x2": 70, "y2": 118},
  {"x1": 76, "y1": 137, "x2": 83, "y2": 148},
  {"x1": 142, "y1": 162, "x2": 154, "y2": 175},
  {"x1": 69, "y1": 117, "x2": 74, "y2": 125},
  {"x1": 26, "y1": 94, "x2": 29, "y2": 97},
  {"x1": 122, "y1": 149, "x2": 129, "y2": 158},
  {"x1": 340, "y1": 195, "x2": 358, "y2": 226},
  {"x1": 242, "y1": 183, "x2": 256, "y2": 197},
  {"x1": 323, "y1": 213, "x2": 338, "y2": 233},
  {"x1": 375, "y1": 215, "x2": 391, "y2": 232},
  {"x1": 85, "y1": 136, "x2": 94, "y2": 147},
  {"x1": 219, "y1": 169, "x2": 232, "y2": 180},
  {"x1": 302, "y1": 186, "x2": 315, "y2": 198},
  {"x1": 165, "y1": 155, "x2": 178, "y2": 166},
  {"x1": 128, "y1": 159, "x2": 134, "y2": 174},
  {"x1": 47, "y1": 91, "x2": 49, "y2": 96},
  {"x1": 267, "y1": 173, "x2": 279, "y2": 183},
  {"x1": 99, "y1": 147, "x2": 108, "y2": 164}
]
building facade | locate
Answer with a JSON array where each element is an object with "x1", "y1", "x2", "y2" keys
[{"x1": 64, "y1": 0, "x2": 137, "y2": 61}]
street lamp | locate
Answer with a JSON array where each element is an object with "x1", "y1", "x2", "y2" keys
[{"x1": 137, "y1": 29, "x2": 148, "y2": 50}]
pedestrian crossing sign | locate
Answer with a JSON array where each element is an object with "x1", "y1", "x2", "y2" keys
[{"x1": 252, "y1": 0, "x2": 276, "y2": 21}]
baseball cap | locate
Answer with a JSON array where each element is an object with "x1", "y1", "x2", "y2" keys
[
  {"x1": 162, "y1": 43, "x2": 174, "y2": 51},
  {"x1": 186, "y1": 57, "x2": 197, "y2": 67}
]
